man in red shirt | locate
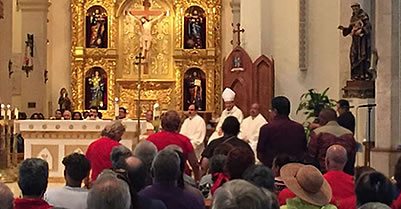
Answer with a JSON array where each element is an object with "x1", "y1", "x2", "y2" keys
[
  {"x1": 323, "y1": 145, "x2": 355, "y2": 206},
  {"x1": 308, "y1": 108, "x2": 357, "y2": 175},
  {"x1": 147, "y1": 110, "x2": 200, "y2": 182},
  {"x1": 86, "y1": 121, "x2": 126, "y2": 181},
  {"x1": 14, "y1": 158, "x2": 53, "y2": 209}
]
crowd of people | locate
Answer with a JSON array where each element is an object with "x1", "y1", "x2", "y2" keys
[{"x1": 2, "y1": 88, "x2": 401, "y2": 209}]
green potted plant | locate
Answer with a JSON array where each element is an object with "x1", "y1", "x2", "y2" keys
[{"x1": 296, "y1": 88, "x2": 336, "y2": 137}]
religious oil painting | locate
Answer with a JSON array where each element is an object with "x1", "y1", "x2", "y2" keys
[
  {"x1": 184, "y1": 6, "x2": 206, "y2": 49},
  {"x1": 184, "y1": 68, "x2": 206, "y2": 111},
  {"x1": 85, "y1": 67, "x2": 107, "y2": 110},
  {"x1": 86, "y1": 6, "x2": 108, "y2": 48}
]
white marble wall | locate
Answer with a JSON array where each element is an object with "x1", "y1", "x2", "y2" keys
[{"x1": 0, "y1": 0, "x2": 12, "y2": 104}]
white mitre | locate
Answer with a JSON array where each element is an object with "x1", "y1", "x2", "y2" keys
[{"x1": 222, "y1": 88, "x2": 236, "y2": 102}]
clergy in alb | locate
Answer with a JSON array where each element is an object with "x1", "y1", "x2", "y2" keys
[
  {"x1": 208, "y1": 88, "x2": 244, "y2": 143},
  {"x1": 238, "y1": 103, "x2": 267, "y2": 153},
  {"x1": 180, "y1": 104, "x2": 207, "y2": 159}
]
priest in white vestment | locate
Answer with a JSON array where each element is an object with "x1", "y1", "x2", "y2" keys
[
  {"x1": 238, "y1": 103, "x2": 267, "y2": 153},
  {"x1": 208, "y1": 88, "x2": 243, "y2": 143},
  {"x1": 180, "y1": 104, "x2": 207, "y2": 159}
]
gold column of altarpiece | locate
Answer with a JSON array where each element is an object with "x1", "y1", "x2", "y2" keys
[{"x1": 70, "y1": 0, "x2": 222, "y2": 119}]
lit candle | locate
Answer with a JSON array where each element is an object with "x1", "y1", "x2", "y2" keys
[
  {"x1": 115, "y1": 98, "x2": 119, "y2": 119},
  {"x1": 6, "y1": 104, "x2": 11, "y2": 120},
  {"x1": 180, "y1": 8, "x2": 183, "y2": 14},
  {"x1": 166, "y1": 10, "x2": 170, "y2": 16},
  {"x1": 14, "y1": 108, "x2": 19, "y2": 120},
  {"x1": 213, "y1": 7, "x2": 216, "y2": 13},
  {"x1": 1, "y1": 104, "x2": 5, "y2": 119}
]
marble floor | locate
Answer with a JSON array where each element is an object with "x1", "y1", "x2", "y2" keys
[{"x1": 6, "y1": 182, "x2": 65, "y2": 197}]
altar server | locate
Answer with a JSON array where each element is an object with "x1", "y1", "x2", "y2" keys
[
  {"x1": 238, "y1": 103, "x2": 267, "y2": 153},
  {"x1": 180, "y1": 104, "x2": 207, "y2": 159},
  {"x1": 208, "y1": 88, "x2": 243, "y2": 143}
]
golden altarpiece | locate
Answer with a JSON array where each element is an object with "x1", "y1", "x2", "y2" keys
[{"x1": 70, "y1": 0, "x2": 222, "y2": 118}]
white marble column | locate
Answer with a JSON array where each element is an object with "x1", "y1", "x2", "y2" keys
[
  {"x1": 0, "y1": 0, "x2": 12, "y2": 104},
  {"x1": 371, "y1": 0, "x2": 401, "y2": 177},
  {"x1": 19, "y1": 0, "x2": 49, "y2": 117}
]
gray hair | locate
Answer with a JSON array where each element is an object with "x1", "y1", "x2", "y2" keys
[
  {"x1": 133, "y1": 140, "x2": 158, "y2": 169},
  {"x1": 151, "y1": 149, "x2": 180, "y2": 183},
  {"x1": 111, "y1": 145, "x2": 133, "y2": 169},
  {"x1": 101, "y1": 121, "x2": 126, "y2": 141},
  {"x1": 212, "y1": 179, "x2": 277, "y2": 209},
  {"x1": 0, "y1": 183, "x2": 13, "y2": 209},
  {"x1": 359, "y1": 202, "x2": 391, "y2": 209},
  {"x1": 87, "y1": 172, "x2": 131, "y2": 209}
]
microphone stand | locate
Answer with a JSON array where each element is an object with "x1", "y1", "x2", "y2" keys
[{"x1": 357, "y1": 105, "x2": 376, "y2": 166}]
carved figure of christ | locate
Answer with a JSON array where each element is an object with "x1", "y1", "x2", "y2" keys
[{"x1": 129, "y1": 0, "x2": 166, "y2": 59}]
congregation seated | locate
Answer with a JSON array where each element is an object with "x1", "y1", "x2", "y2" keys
[
  {"x1": 225, "y1": 147, "x2": 255, "y2": 180},
  {"x1": 30, "y1": 112, "x2": 45, "y2": 120},
  {"x1": 133, "y1": 140, "x2": 158, "y2": 187},
  {"x1": 146, "y1": 110, "x2": 200, "y2": 182},
  {"x1": 0, "y1": 182, "x2": 13, "y2": 209},
  {"x1": 308, "y1": 108, "x2": 357, "y2": 175},
  {"x1": 212, "y1": 179, "x2": 278, "y2": 209},
  {"x1": 44, "y1": 153, "x2": 91, "y2": 209},
  {"x1": 87, "y1": 172, "x2": 131, "y2": 209},
  {"x1": 280, "y1": 163, "x2": 337, "y2": 209},
  {"x1": 86, "y1": 121, "x2": 125, "y2": 181},
  {"x1": 14, "y1": 158, "x2": 53, "y2": 209},
  {"x1": 201, "y1": 116, "x2": 253, "y2": 175},
  {"x1": 199, "y1": 154, "x2": 227, "y2": 198},
  {"x1": 257, "y1": 96, "x2": 307, "y2": 168},
  {"x1": 139, "y1": 149, "x2": 205, "y2": 209},
  {"x1": 243, "y1": 164, "x2": 275, "y2": 192}
]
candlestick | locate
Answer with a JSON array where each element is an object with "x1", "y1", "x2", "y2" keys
[
  {"x1": 14, "y1": 108, "x2": 19, "y2": 120},
  {"x1": 1, "y1": 104, "x2": 5, "y2": 119},
  {"x1": 115, "y1": 98, "x2": 120, "y2": 119},
  {"x1": 6, "y1": 104, "x2": 11, "y2": 120}
]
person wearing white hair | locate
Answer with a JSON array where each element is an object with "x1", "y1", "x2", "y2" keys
[
  {"x1": 212, "y1": 179, "x2": 278, "y2": 209},
  {"x1": 87, "y1": 172, "x2": 131, "y2": 209},
  {"x1": 86, "y1": 121, "x2": 126, "y2": 181},
  {"x1": 209, "y1": 88, "x2": 244, "y2": 143}
]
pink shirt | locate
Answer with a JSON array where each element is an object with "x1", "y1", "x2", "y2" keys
[{"x1": 324, "y1": 170, "x2": 355, "y2": 206}]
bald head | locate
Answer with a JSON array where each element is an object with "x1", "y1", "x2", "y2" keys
[
  {"x1": 125, "y1": 156, "x2": 147, "y2": 192},
  {"x1": 326, "y1": 145, "x2": 348, "y2": 171},
  {"x1": 250, "y1": 103, "x2": 260, "y2": 118},
  {"x1": 319, "y1": 108, "x2": 337, "y2": 126}
]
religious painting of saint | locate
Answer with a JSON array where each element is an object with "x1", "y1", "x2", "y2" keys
[
  {"x1": 85, "y1": 67, "x2": 107, "y2": 110},
  {"x1": 86, "y1": 6, "x2": 108, "y2": 48},
  {"x1": 184, "y1": 6, "x2": 206, "y2": 49},
  {"x1": 184, "y1": 68, "x2": 206, "y2": 111}
]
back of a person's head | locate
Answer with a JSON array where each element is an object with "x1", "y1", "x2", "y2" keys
[
  {"x1": 213, "y1": 142, "x2": 234, "y2": 156},
  {"x1": 161, "y1": 110, "x2": 181, "y2": 132},
  {"x1": 358, "y1": 202, "x2": 391, "y2": 209},
  {"x1": 18, "y1": 158, "x2": 49, "y2": 197},
  {"x1": 221, "y1": 116, "x2": 240, "y2": 136},
  {"x1": 225, "y1": 147, "x2": 255, "y2": 180},
  {"x1": 338, "y1": 99, "x2": 350, "y2": 110},
  {"x1": 273, "y1": 154, "x2": 293, "y2": 170},
  {"x1": 151, "y1": 149, "x2": 180, "y2": 183},
  {"x1": 111, "y1": 145, "x2": 133, "y2": 169},
  {"x1": 395, "y1": 156, "x2": 401, "y2": 190},
  {"x1": 133, "y1": 140, "x2": 157, "y2": 168},
  {"x1": 212, "y1": 179, "x2": 277, "y2": 209},
  {"x1": 355, "y1": 166, "x2": 375, "y2": 181},
  {"x1": 87, "y1": 173, "x2": 131, "y2": 209},
  {"x1": 243, "y1": 165, "x2": 275, "y2": 192},
  {"x1": 271, "y1": 96, "x2": 290, "y2": 116},
  {"x1": 63, "y1": 153, "x2": 91, "y2": 182},
  {"x1": 0, "y1": 183, "x2": 13, "y2": 209},
  {"x1": 101, "y1": 121, "x2": 126, "y2": 141},
  {"x1": 124, "y1": 156, "x2": 147, "y2": 192},
  {"x1": 355, "y1": 171, "x2": 393, "y2": 207},
  {"x1": 210, "y1": 154, "x2": 227, "y2": 174}
]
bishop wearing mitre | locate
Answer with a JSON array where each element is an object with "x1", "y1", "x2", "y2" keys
[
  {"x1": 208, "y1": 88, "x2": 244, "y2": 143},
  {"x1": 238, "y1": 103, "x2": 267, "y2": 153}
]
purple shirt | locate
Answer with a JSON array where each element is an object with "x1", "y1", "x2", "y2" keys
[
  {"x1": 139, "y1": 182, "x2": 205, "y2": 209},
  {"x1": 256, "y1": 115, "x2": 307, "y2": 167}
]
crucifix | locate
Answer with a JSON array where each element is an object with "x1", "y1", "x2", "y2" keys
[
  {"x1": 135, "y1": 52, "x2": 146, "y2": 139},
  {"x1": 231, "y1": 23, "x2": 245, "y2": 47},
  {"x1": 129, "y1": 0, "x2": 167, "y2": 74}
]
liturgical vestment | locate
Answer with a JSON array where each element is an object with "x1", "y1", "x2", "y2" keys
[
  {"x1": 180, "y1": 114, "x2": 207, "y2": 158},
  {"x1": 208, "y1": 106, "x2": 243, "y2": 143},
  {"x1": 238, "y1": 114, "x2": 267, "y2": 152}
]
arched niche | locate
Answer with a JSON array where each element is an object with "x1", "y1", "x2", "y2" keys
[
  {"x1": 85, "y1": 67, "x2": 108, "y2": 110},
  {"x1": 184, "y1": 6, "x2": 206, "y2": 49},
  {"x1": 183, "y1": 68, "x2": 206, "y2": 111},
  {"x1": 86, "y1": 5, "x2": 108, "y2": 48}
]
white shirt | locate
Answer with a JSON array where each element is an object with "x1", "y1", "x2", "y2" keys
[
  {"x1": 180, "y1": 114, "x2": 206, "y2": 147},
  {"x1": 209, "y1": 106, "x2": 244, "y2": 142},
  {"x1": 44, "y1": 186, "x2": 88, "y2": 209},
  {"x1": 238, "y1": 114, "x2": 268, "y2": 151}
]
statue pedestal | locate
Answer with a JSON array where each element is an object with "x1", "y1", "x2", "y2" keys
[{"x1": 343, "y1": 80, "x2": 375, "y2": 99}]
